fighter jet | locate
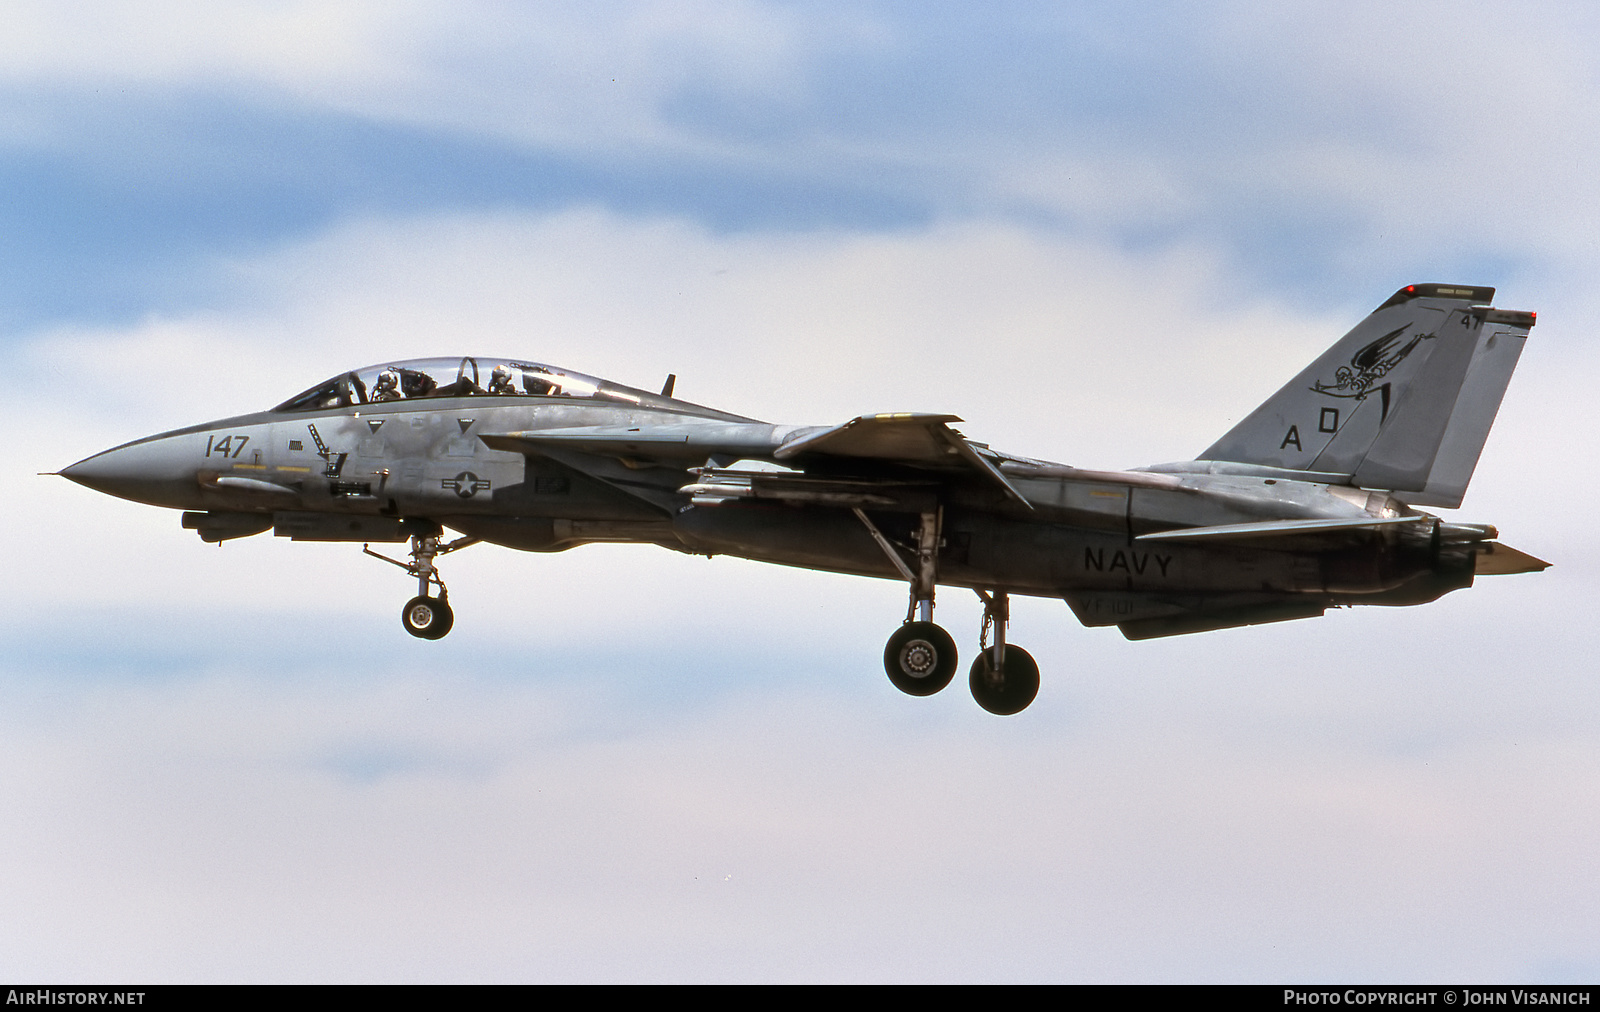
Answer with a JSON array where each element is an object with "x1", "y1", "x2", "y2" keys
[{"x1": 59, "y1": 283, "x2": 1547, "y2": 714}]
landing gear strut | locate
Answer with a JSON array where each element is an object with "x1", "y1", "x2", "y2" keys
[
  {"x1": 363, "y1": 522, "x2": 478, "y2": 640},
  {"x1": 969, "y1": 589, "x2": 1039, "y2": 715},
  {"x1": 861, "y1": 508, "x2": 959, "y2": 696}
]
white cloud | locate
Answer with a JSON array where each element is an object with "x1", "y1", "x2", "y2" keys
[
  {"x1": 4, "y1": 0, "x2": 1600, "y2": 289},
  {"x1": 951, "y1": 3, "x2": 1600, "y2": 275},
  {"x1": 2, "y1": 650, "x2": 1597, "y2": 981}
]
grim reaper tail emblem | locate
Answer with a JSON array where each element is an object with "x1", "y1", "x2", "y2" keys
[{"x1": 1310, "y1": 324, "x2": 1431, "y2": 419}]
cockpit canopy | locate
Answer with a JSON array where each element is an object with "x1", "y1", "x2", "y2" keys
[{"x1": 274, "y1": 357, "x2": 658, "y2": 412}]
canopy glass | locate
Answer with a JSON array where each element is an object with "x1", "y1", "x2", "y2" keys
[{"x1": 274, "y1": 357, "x2": 655, "y2": 412}]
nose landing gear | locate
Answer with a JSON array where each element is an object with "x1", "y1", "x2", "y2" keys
[{"x1": 363, "y1": 522, "x2": 478, "y2": 640}]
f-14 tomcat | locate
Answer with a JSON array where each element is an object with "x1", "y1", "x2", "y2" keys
[{"x1": 60, "y1": 283, "x2": 1547, "y2": 714}]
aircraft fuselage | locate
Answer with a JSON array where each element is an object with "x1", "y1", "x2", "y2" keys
[{"x1": 64, "y1": 393, "x2": 1470, "y2": 620}]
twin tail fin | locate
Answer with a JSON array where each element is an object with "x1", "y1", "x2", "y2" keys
[{"x1": 1199, "y1": 283, "x2": 1534, "y2": 508}]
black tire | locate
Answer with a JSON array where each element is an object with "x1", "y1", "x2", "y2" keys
[
  {"x1": 883, "y1": 622, "x2": 958, "y2": 696},
  {"x1": 968, "y1": 644, "x2": 1040, "y2": 715},
  {"x1": 402, "y1": 595, "x2": 454, "y2": 640}
]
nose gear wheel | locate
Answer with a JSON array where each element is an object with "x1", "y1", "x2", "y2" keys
[
  {"x1": 363, "y1": 523, "x2": 478, "y2": 640},
  {"x1": 402, "y1": 595, "x2": 454, "y2": 640}
]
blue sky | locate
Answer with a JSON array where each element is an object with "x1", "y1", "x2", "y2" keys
[{"x1": 4, "y1": 1, "x2": 1598, "y2": 982}]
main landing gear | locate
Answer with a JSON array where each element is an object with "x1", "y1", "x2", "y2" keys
[
  {"x1": 363, "y1": 522, "x2": 479, "y2": 640},
  {"x1": 882, "y1": 589, "x2": 1039, "y2": 715},
  {"x1": 858, "y1": 508, "x2": 1040, "y2": 715},
  {"x1": 968, "y1": 589, "x2": 1039, "y2": 716},
  {"x1": 884, "y1": 622, "x2": 958, "y2": 696}
]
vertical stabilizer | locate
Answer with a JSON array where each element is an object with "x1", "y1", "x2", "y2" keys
[{"x1": 1199, "y1": 284, "x2": 1533, "y2": 507}]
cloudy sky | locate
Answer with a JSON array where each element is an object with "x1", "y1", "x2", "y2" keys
[{"x1": 3, "y1": 1, "x2": 1597, "y2": 983}]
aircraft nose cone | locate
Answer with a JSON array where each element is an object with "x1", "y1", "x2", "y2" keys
[
  {"x1": 59, "y1": 450, "x2": 131, "y2": 494},
  {"x1": 60, "y1": 437, "x2": 202, "y2": 509}
]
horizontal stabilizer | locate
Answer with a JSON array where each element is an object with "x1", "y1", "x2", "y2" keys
[
  {"x1": 1474, "y1": 542, "x2": 1551, "y2": 575},
  {"x1": 1064, "y1": 591, "x2": 1326, "y2": 639},
  {"x1": 1136, "y1": 515, "x2": 1425, "y2": 543},
  {"x1": 1118, "y1": 601, "x2": 1326, "y2": 639}
]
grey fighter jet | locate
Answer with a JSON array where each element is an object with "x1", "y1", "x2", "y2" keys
[{"x1": 60, "y1": 283, "x2": 1547, "y2": 714}]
